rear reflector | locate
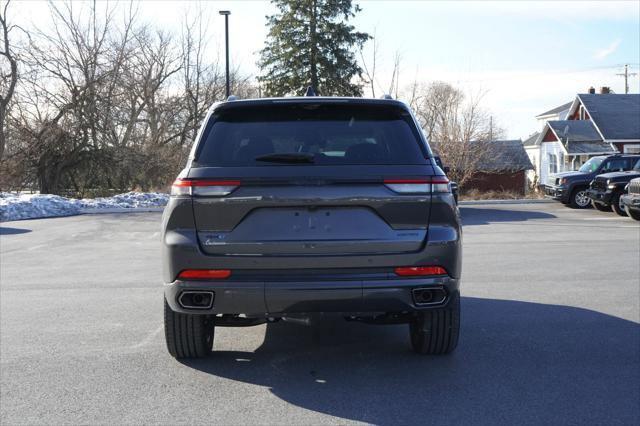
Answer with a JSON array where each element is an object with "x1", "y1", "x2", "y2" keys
[
  {"x1": 394, "y1": 266, "x2": 448, "y2": 277},
  {"x1": 171, "y1": 179, "x2": 240, "y2": 197},
  {"x1": 177, "y1": 269, "x2": 232, "y2": 280},
  {"x1": 384, "y1": 177, "x2": 450, "y2": 194}
]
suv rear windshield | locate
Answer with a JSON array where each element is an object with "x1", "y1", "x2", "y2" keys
[{"x1": 194, "y1": 104, "x2": 428, "y2": 166}]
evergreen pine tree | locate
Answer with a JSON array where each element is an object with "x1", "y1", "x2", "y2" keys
[{"x1": 258, "y1": 0, "x2": 369, "y2": 96}]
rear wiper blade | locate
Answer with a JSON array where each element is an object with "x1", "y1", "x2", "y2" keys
[{"x1": 255, "y1": 153, "x2": 315, "y2": 163}]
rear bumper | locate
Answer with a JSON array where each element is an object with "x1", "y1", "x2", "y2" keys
[
  {"x1": 586, "y1": 188, "x2": 613, "y2": 205},
  {"x1": 164, "y1": 275, "x2": 460, "y2": 316}
]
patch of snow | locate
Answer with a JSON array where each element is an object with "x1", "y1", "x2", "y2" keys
[
  {"x1": 76, "y1": 192, "x2": 169, "y2": 210},
  {"x1": 0, "y1": 192, "x2": 168, "y2": 222}
]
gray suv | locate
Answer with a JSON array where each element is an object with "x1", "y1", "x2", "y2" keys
[{"x1": 162, "y1": 97, "x2": 462, "y2": 358}]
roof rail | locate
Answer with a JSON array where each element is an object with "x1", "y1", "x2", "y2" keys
[
  {"x1": 381, "y1": 94, "x2": 393, "y2": 100},
  {"x1": 227, "y1": 95, "x2": 238, "y2": 101}
]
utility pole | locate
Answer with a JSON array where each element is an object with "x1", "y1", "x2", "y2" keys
[
  {"x1": 219, "y1": 10, "x2": 231, "y2": 98},
  {"x1": 616, "y1": 64, "x2": 637, "y2": 94}
]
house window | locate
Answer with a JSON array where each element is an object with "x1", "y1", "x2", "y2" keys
[
  {"x1": 548, "y1": 153, "x2": 557, "y2": 174},
  {"x1": 623, "y1": 144, "x2": 640, "y2": 154}
]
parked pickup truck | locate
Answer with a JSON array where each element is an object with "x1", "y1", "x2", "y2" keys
[
  {"x1": 587, "y1": 158, "x2": 640, "y2": 216},
  {"x1": 545, "y1": 154, "x2": 640, "y2": 208},
  {"x1": 620, "y1": 178, "x2": 640, "y2": 221}
]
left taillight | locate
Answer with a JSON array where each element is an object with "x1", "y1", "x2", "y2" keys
[{"x1": 171, "y1": 179, "x2": 240, "y2": 197}]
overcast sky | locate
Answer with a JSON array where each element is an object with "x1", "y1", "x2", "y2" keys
[{"x1": 12, "y1": 0, "x2": 640, "y2": 139}]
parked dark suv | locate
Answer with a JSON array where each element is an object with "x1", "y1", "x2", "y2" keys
[
  {"x1": 587, "y1": 158, "x2": 640, "y2": 216},
  {"x1": 545, "y1": 154, "x2": 640, "y2": 208},
  {"x1": 621, "y1": 178, "x2": 640, "y2": 221},
  {"x1": 161, "y1": 97, "x2": 461, "y2": 358}
]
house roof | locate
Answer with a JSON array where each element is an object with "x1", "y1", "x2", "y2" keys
[
  {"x1": 478, "y1": 139, "x2": 534, "y2": 172},
  {"x1": 522, "y1": 132, "x2": 540, "y2": 147},
  {"x1": 547, "y1": 120, "x2": 602, "y2": 142},
  {"x1": 564, "y1": 141, "x2": 616, "y2": 155},
  {"x1": 577, "y1": 94, "x2": 640, "y2": 140},
  {"x1": 536, "y1": 101, "x2": 573, "y2": 118}
]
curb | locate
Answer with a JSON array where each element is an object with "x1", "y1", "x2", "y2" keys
[
  {"x1": 80, "y1": 207, "x2": 165, "y2": 214},
  {"x1": 459, "y1": 199, "x2": 553, "y2": 206}
]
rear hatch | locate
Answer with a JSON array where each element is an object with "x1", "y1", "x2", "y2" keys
[{"x1": 186, "y1": 101, "x2": 440, "y2": 257}]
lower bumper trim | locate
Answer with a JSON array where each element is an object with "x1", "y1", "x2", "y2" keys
[{"x1": 164, "y1": 276, "x2": 460, "y2": 316}]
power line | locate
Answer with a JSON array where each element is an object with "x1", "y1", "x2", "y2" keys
[{"x1": 616, "y1": 64, "x2": 638, "y2": 94}]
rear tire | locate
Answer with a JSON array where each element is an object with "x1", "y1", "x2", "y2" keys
[
  {"x1": 164, "y1": 298, "x2": 214, "y2": 359},
  {"x1": 569, "y1": 187, "x2": 590, "y2": 209},
  {"x1": 611, "y1": 192, "x2": 628, "y2": 217},
  {"x1": 410, "y1": 292, "x2": 460, "y2": 355},
  {"x1": 592, "y1": 200, "x2": 611, "y2": 212},
  {"x1": 626, "y1": 207, "x2": 640, "y2": 221}
]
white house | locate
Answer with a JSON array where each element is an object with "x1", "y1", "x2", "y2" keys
[
  {"x1": 523, "y1": 89, "x2": 640, "y2": 188},
  {"x1": 523, "y1": 101, "x2": 571, "y2": 187}
]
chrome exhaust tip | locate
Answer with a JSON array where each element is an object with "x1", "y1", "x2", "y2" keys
[
  {"x1": 178, "y1": 291, "x2": 214, "y2": 309},
  {"x1": 412, "y1": 287, "x2": 447, "y2": 306}
]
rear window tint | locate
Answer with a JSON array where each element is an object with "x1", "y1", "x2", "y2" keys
[{"x1": 194, "y1": 104, "x2": 428, "y2": 166}]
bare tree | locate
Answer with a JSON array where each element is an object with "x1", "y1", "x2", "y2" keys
[
  {"x1": 406, "y1": 81, "x2": 504, "y2": 188},
  {"x1": 0, "y1": 0, "x2": 17, "y2": 160},
  {"x1": 1, "y1": 1, "x2": 259, "y2": 195},
  {"x1": 359, "y1": 27, "x2": 378, "y2": 97},
  {"x1": 387, "y1": 50, "x2": 401, "y2": 99},
  {"x1": 359, "y1": 30, "x2": 401, "y2": 98}
]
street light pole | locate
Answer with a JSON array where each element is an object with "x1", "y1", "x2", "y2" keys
[{"x1": 219, "y1": 10, "x2": 231, "y2": 98}]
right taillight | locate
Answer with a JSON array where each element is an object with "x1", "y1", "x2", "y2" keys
[
  {"x1": 171, "y1": 179, "x2": 240, "y2": 197},
  {"x1": 430, "y1": 177, "x2": 450, "y2": 193},
  {"x1": 384, "y1": 177, "x2": 450, "y2": 194}
]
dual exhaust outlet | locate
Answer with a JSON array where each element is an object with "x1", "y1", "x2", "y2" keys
[
  {"x1": 178, "y1": 291, "x2": 214, "y2": 309},
  {"x1": 412, "y1": 287, "x2": 447, "y2": 306}
]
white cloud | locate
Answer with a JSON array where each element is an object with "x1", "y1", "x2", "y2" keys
[
  {"x1": 375, "y1": 66, "x2": 634, "y2": 140},
  {"x1": 593, "y1": 39, "x2": 622, "y2": 60}
]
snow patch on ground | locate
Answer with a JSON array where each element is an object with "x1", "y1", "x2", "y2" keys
[{"x1": 0, "y1": 192, "x2": 168, "y2": 222}]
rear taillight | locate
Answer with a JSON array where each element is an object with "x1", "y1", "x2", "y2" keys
[
  {"x1": 171, "y1": 179, "x2": 240, "y2": 197},
  {"x1": 177, "y1": 269, "x2": 232, "y2": 280},
  {"x1": 394, "y1": 266, "x2": 448, "y2": 277},
  {"x1": 430, "y1": 177, "x2": 450, "y2": 193},
  {"x1": 384, "y1": 177, "x2": 450, "y2": 194}
]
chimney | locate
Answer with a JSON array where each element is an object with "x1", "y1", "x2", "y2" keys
[
  {"x1": 588, "y1": 86, "x2": 596, "y2": 94},
  {"x1": 600, "y1": 86, "x2": 610, "y2": 94}
]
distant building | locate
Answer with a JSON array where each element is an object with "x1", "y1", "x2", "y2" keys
[
  {"x1": 465, "y1": 139, "x2": 533, "y2": 195},
  {"x1": 523, "y1": 89, "x2": 640, "y2": 187}
]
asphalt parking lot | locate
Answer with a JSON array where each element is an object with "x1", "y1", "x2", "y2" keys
[{"x1": 1, "y1": 202, "x2": 639, "y2": 425}]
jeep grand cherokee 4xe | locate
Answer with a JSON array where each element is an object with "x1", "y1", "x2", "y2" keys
[{"x1": 161, "y1": 97, "x2": 462, "y2": 358}]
